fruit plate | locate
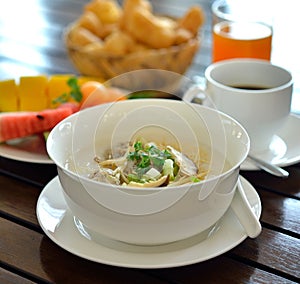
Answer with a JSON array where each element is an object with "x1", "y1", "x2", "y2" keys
[{"x1": 0, "y1": 135, "x2": 52, "y2": 164}]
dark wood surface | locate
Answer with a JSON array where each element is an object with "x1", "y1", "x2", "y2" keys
[{"x1": 1, "y1": 1, "x2": 299, "y2": 283}]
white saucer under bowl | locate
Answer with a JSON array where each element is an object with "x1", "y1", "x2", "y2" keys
[
  {"x1": 242, "y1": 114, "x2": 300, "y2": 171},
  {"x1": 36, "y1": 176, "x2": 261, "y2": 269}
]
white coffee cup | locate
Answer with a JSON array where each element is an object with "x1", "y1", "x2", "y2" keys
[{"x1": 185, "y1": 59, "x2": 293, "y2": 153}]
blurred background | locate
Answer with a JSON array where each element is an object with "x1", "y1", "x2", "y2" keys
[{"x1": 0, "y1": 0, "x2": 298, "y2": 112}]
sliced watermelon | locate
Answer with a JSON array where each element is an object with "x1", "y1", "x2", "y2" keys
[{"x1": 0, "y1": 106, "x2": 75, "y2": 143}]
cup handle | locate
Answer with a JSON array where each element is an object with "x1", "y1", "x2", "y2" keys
[
  {"x1": 182, "y1": 75, "x2": 208, "y2": 104},
  {"x1": 182, "y1": 85, "x2": 205, "y2": 102}
]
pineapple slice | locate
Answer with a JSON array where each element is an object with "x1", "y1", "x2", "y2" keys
[
  {"x1": 48, "y1": 74, "x2": 104, "y2": 108},
  {"x1": 0, "y1": 75, "x2": 105, "y2": 111},
  {"x1": 77, "y1": 76, "x2": 104, "y2": 86},
  {"x1": 0, "y1": 79, "x2": 18, "y2": 111},
  {"x1": 47, "y1": 74, "x2": 76, "y2": 108},
  {"x1": 19, "y1": 75, "x2": 48, "y2": 111}
]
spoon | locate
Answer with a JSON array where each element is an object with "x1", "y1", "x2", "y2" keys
[
  {"x1": 247, "y1": 154, "x2": 289, "y2": 178},
  {"x1": 230, "y1": 178, "x2": 262, "y2": 238}
]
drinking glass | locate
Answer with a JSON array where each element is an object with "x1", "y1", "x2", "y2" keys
[{"x1": 212, "y1": 0, "x2": 273, "y2": 62}]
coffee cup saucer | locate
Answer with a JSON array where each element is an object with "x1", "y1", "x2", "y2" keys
[{"x1": 241, "y1": 114, "x2": 300, "y2": 171}]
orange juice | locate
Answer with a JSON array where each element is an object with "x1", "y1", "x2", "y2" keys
[{"x1": 212, "y1": 21, "x2": 272, "y2": 62}]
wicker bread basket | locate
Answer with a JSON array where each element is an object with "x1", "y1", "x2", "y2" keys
[{"x1": 64, "y1": 23, "x2": 200, "y2": 80}]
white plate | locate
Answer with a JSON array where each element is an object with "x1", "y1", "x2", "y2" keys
[
  {"x1": 36, "y1": 176, "x2": 261, "y2": 269},
  {"x1": 242, "y1": 114, "x2": 300, "y2": 170},
  {"x1": 0, "y1": 135, "x2": 53, "y2": 164}
]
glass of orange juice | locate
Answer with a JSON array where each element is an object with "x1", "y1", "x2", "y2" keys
[{"x1": 212, "y1": 0, "x2": 273, "y2": 62}]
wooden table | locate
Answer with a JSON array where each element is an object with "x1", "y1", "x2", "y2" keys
[{"x1": 1, "y1": 1, "x2": 299, "y2": 283}]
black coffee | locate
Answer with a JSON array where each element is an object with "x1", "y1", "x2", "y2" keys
[{"x1": 229, "y1": 85, "x2": 271, "y2": 90}]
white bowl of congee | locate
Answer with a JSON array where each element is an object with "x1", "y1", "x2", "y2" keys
[{"x1": 47, "y1": 99, "x2": 250, "y2": 245}]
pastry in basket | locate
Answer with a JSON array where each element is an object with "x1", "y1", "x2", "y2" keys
[{"x1": 65, "y1": 0, "x2": 205, "y2": 78}]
